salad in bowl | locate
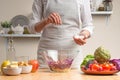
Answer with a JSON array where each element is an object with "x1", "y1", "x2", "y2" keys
[{"x1": 43, "y1": 49, "x2": 79, "y2": 72}]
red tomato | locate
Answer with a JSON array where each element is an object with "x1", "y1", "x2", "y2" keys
[
  {"x1": 91, "y1": 64, "x2": 100, "y2": 71},
  {"x1": 101, "y1": 63, "x2": 111, "y2": 71},
  {"x1": 109, "y1": 63, "x2": 117, "y2": 71},
  {"x1": 109, "y1": 63, "x2": 114, "y2": 68},
  {"x1": 28, "y1": 60, "x2": 39, "y2": 72}
]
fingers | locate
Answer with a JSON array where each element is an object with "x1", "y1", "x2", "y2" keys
[
  {"x1": 52, "y1": 13, "x2": 61, "y2": 24},
  {"x1": 73, "y1": 37, "x2": 87, "y2": 46},
  {"x1": 56, "y1": 13, "x2": 62, "y2": 24},
  {"x1": 47, "y1": 12, "x2": 62, "y2": 25}
]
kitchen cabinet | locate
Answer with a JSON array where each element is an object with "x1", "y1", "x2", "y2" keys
[{"x1": 0, "y1": 69, "x2": 120, "y2": 80}]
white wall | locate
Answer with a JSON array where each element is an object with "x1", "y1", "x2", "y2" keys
[
  {"x1": 0, "y1": 0, "x2": 120, "y2": 64},
  {"x1": 0, "y1": 0, "x2": 33, "y2": 21},
  {"x1": 0, "y1": 0, "x2": 35, "y2": 63},
  {"x1": 83, "y1": 0, "x2": 120, "y2": 58}
]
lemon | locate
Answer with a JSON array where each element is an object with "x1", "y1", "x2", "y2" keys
[
  {"x1": 1, "y1": 60, "x2": 11, "y2": 73},
  {"x1": 1, "y1": 60, "x2": 11, "y2": 67}
]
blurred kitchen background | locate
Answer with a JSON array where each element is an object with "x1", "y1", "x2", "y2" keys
[{"x1": 0, "y1": 0, "x2": 120, "y2": 64}]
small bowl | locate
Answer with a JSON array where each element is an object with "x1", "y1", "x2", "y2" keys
[
  {"x1": 43, "y1": 49, "x2": 79, "y2": 72},
  {"x1": 20, "y1": 65, "x2": 32, "y2": 74},
  {"x1": 3, "y1": 67, "x2": 22, "y2": 76}
]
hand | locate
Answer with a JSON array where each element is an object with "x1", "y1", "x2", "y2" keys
[
  {"x1": 46, "y1": 12, "x2": 62, "y2": 25},
  {"x1": 34, "y1": 12, "x2": 62, "y2": 32},
  {"x1": 73, "y1": 34, "x2": 87, "y2": 46}
]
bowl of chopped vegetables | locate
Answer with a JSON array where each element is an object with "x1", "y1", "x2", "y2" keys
[{"x1": 43, "y1": 49, "x2": 79, "y2": 72}]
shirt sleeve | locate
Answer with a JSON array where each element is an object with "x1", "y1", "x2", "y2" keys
[
  {"x1": 28, "y1": 0, "x2": 43, "y2": 33},
  {"x1": 80, "y1": 0, "x2": 94, "y2": 37}
]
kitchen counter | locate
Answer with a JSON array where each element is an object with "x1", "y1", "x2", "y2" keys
[{"x1": 0, "y1": 69, "x2": 120, "y2": 80}]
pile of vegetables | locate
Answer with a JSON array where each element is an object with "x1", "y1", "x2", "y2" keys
[{"x1": 80, "y1": 46, "x2": 120, "y2": 71}]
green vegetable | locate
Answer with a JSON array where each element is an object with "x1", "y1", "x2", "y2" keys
[
  {"x1": 80, "y1": 54, "x2": 94, "y2": 67},
  {"x1": 94, "y1": 46, "x2": 111, "y2": 63}
]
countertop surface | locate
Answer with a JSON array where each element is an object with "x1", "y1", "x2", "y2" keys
[{"x1": 0, "y1": 69, "x2": 120, "y2": 80}]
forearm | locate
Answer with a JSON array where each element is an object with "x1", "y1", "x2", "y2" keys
[
  {"x1": 34, "y1": 19, "x2": 49, "y2": 32},
  {"x1": 34, "y1": 12, "x2": 62, "y2": 32}
]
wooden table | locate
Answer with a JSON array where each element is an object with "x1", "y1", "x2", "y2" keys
[{"x1": 0, "y1": 69, "x2": 120, "y2": 80}]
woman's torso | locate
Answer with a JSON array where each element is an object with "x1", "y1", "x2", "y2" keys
[{"x1": 39, "y1": 0, "x2": 81, "y2": 50}]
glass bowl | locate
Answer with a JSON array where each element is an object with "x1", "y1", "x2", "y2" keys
[{"x1": 43, "y1": 49, "x2": 79, "y2": 72}]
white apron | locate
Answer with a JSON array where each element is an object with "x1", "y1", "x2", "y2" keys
[{"x1": 37, "y1": 0, "x2": 83, "y2": 69}]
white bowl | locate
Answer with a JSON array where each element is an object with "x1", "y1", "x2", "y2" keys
[
  {"x1": 20, "y1": 65, "x2": 32, "y2": 74},
  {"x1": 3, "y1": 67, "x2": 22, "y2": 76}
]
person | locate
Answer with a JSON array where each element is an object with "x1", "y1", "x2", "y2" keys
[{"x1": 28, "y1": 0, "x2": 94, "y2": 69}]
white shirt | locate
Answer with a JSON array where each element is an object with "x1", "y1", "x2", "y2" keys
[
  {"x1": 29, "y1": 0, "x2": 94, "y2": 68},
  {"x1": 29, "y1": 0, "x2": 94, "y2": 49}
]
